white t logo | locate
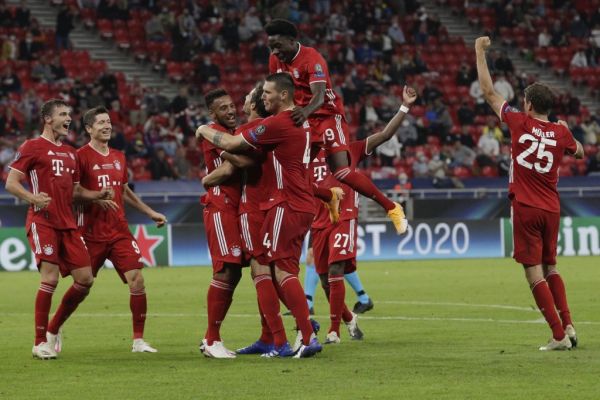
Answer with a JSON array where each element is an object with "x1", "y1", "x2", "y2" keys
[
  {"x1": 98, "y1": 174, "x2": 111, "y2": 188},
  {"x1": 51, "y1": 159, "x2": 64, "y2": 176},
  {"x1": 313, "y1": 165, "x2": 328, "y2": 182}
]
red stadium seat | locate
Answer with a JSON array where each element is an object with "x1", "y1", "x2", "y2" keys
[
  {"x1": 97, "y1": 19, "x2": 113, "y2": 39},
  {"x1": 167, "y1": 62, "x2": 183, "y2": 82}
]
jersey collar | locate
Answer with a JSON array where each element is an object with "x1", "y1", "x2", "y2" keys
[
  {"x1": 88, "y1": 142, "x2": 110, "y2": 156},
  {"x1": 291, "y1": 43, "x2": 302, "y2": 62}
]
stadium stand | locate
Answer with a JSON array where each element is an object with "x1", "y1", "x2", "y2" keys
[{"x1": 0, "y1": 0, "x2": 598, "y2": 185}]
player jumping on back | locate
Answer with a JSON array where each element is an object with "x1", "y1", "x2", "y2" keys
[
  {"x1": 475, "y1": 36, "x2": 583, "y2": 351},
  {"x1": 264, "y1": 19, "x2": 408, "y2": 234},
  {"x1": 77, "y1": 106, "x2": 167, "y2": 353}
]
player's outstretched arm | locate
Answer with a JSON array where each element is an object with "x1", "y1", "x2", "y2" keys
[
  {"x1": 5, "y1": 169, "x2": 52, "y2": 209},
  {"x1": 366, "y1": 85, "x2": 417, "y2": 153},
  {"x1": 220, "y1": 151, "x2": 256, "y2": 168},
  {"x1": 475, "y1": 37, "x2": 505, "y2": 119},
  {"x1": 202, "y1": 160, "x2": 237, "y2": 188},
  {"x1": 196, "y1": 125, "x2": 252, "y2": 153},
  {"x1": 557, "y1": 120, "x2": 585, "y2": 159},
  {"x1": 73, "y1": 183, "x2": 114, "y2": 201},
  {"x1": 291, "y1": 82, "x2": 326, "y2": 126},
  {"x1": 123, "y1": 185, "x2": 167, "y2": 227}
]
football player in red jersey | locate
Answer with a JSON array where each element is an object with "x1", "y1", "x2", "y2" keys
[
  {"x1": 476, "y1": 37, "x2": 584, "y2": 350},
  {"x1": 264, "y1": 19, "x2": 408, "y2": 234},
  {"x1": 77, "y1": 106, "x2": 167, "y2": 353},
  {"x1": 5, "y1": 99, "x2": 112, "y2": 359},
  {"x1": 197, "y1": 73, "x2": 323, "y2": 358},
  {"x1": 202, "y1": 83, "x2": 296, "y2": 357}
]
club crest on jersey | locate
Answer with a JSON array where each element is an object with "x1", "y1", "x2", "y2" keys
[
  {"x1": 231, "y1": 246, "x2": 242, "y2": 257},
  {"x1": 43, "y1": 244, "x2": 54, "y2": 256},
  {"x1": 114, "y1": 160, "x2": 121, "y2": 170},
  {"x1": 293, "y1": 69, "x2": 299, "y2": 78},
  {"x1": 314, "y1": 63, "x2": 325, "y2": 78}
]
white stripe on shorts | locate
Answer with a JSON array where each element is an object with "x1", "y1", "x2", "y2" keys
[
  {"x1": 31, "y1": 222, "x2": 42, "y2": 254},
  {"x1": 272, "y1": 207, "x2": 284, "y2": 251},
  {"x1": 213, "y1": 212, "x2": 229, "y2": 256}
]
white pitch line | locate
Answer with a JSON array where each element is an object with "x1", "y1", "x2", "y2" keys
[
  {"x1": 1, "y1": 312, "x2": 599, "y2": 325},
  {"x1": 376, "y1": 300, "x2": 538, "y2": 312}
]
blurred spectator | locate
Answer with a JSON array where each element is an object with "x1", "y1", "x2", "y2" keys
[
  {"x1": 173, "y1": 146, "x2": 191, "y2": 179},
  {"x1": 359, "y1": 96, "x2": 380, "y2": 125},
  {"x1": 238, "y1": 7, "x2": 262, "y2": 41},
  {"x1": 196, "y1": 56, "x2": 220, "y2": 84},
  {"x1": 31, "y1": 58, "x2": 54, "y2": 82},
  {"x1": 538, "y1": 27, "x2": 551, "y2": 47},
  {"x1": 376, "y1": 132, "x2": 402, "y2": 166},
  {"x1": 550, "y1": 20, "x2": 566, "y2": 46},
  {"x1": 469, "y1": 79, "x2": 487, "y2": 114},
  {"x1": 421, "y1": 81, "x2": 442, "y2": 104},
  {"x1": 397, "y1": 116, "x2": 419, "y2": 146},
  {"x1": 0, "y1": 66, "x2": 21, "y2": 94},
  {"x1": 50, "y1": 56, "x2": 67, "y2": 81},
  {"x1": 97, "y1": 0, "x2": 120, "y2": 20},
  {"x1": 477, "y1": 129, "x2": 499, "y2": 168},
  {"x1": 0, "y1": 106, "x2": 20, "y2": 137},
  {"x1": 1, "y1": 34, "x2": 17, "y2": 60},
  {"x1": 0, "y1": 4, "x2": 12, "y2": 27},
  {"x1": 315, "y1": 0, "x2": 331, "y2": 16},
  {"x1": 15, "y1": 0, "x2": 31, "y2": 28},
  {"x1": 19, "y1": 89, "x2": 41, "y2": 132},
  {"x1": 388, "y1": 16, "x2": 406, "y2": 45},
  {"x1": 252, "y1": 38, "x2": 270, "y2": 65},
  {"x1": 149, "y1": 148, "x2": 177, "y2": 180},
  {"x1": 428, "y1": 151, "x2": 446, "y2": 179},
  {"x1": 456, "y1": 63, "x2": 474, "y2": 87},
  {"x1": 394, "y1": 172, "x2": 412, "y2": 191},
  {"x1": 482, "y1": 117, "x2": 503, "y2": 142},
  {"x1": 457, "y1": 125, "x2": 475, "y2": 148},
  {"x1": 427, "y1": 99, "x2": 453, "y2": 137},
  {"x1": 497, "y1": 146, "x2": 511, "y2": 177},
  {"x1": 493, "y1": 74, "x2": 514, "y2": 102},
  {"x1": 457, "y1": 100, "x2": 475, "y2": 125},
  {"x1": 19, "y1": 32, "x2": 42, "y2": 61},
  {"x1": 56, "y1": 5, "x2": 75, "y2": 50},
  {"x1": 570, "y1": 13, "x2": 589, "y2": 39},
  {"x1": 413, "y1": 152, "x2": 429, "y2": 178},
  {"x1": 171, "y1": 86, "x2": 191, "y2": 137},
  {"x1": 581, "y1": 113, "x2": 600, "y2": 145},
  {"x1": 221, "y1": 10, "x2": 240, "y2": 50},
  {"x1": 494, "y1": 51, "x2": 514, "y2": 75},
  {"x1": 449, "y1": 138, "x2": 476, "y2": 168},
  {"x1": 414, "y1": 21, "x2": 428, "y2": 45},
  {"x1": 126, "y1": 132, "x2": 150, "y2": 158},
  {"x1": 571, "y1": 48, "x2": 588, "y2": 68},
  {"x1": 568, "y1": 115, "x2": 585, "y2": 144},
  {"x1": 145, "y1": 13, "x2": 166, "y2": 41},
  {"x1": 412, "y1": 50, "x2": 428, "y2": 73},
  {"x1": 178, "y1": 8, "x2": 198, "y2": 43}
]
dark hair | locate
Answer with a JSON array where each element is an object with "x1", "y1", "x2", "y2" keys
[
  {"x1": 251, "y1": 81, "x2": 269, "y2": 118},
  {"x1": 40, "y1": 99, "x2": 69, "y2": 121},
  {"x1": 264, "y1": 19, "x2": 298, "y2": 38},
  {"x1": 524, "y1": 83, "x2": 555, "y2": 115},
  {"x1": 204, "y1": 88, "x2": 230, "y2": 109},
  {"x1": 265, "y1": 73, "x2": 295, "y2": 96},
  {"x1": 83, "y1": 106, "x2": 109, "y2": 128}
]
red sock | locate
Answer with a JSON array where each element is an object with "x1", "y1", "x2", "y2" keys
[
  {"x1": 546, "y1": 272, "x2": 573, "y2": 328},
  {"x1": 130, "y1": 289, "x2": 147, "y2": 339},
  {"x1": 257, "y1": 302, "x2": 273, "y2": 345},
  {"x1": 531, "y1": 279, "x2": 564, "y2": 340},
  {"x1": 254, "y1": 274, "x2": 286, "y2": 346},
  {"x1": 313, "y1": 185, "x2": 332, "y2": 202},
  {"x1": 204, "y1": 278, "x2": 234, "y2": 345},
  {"x1": 48, "y1": 282, "x2": 91, "y2": 334},
  {"x1": 280, "y1": 275, "x2": 313, "y2": 345},
  {"x1": 273, "y1": 277, "x2": 290, "y2": 309},
  {"x1": 342, "y1": 305, "x2": 353, "y2": 323},
  {"x1": 333, "y1": 167, "x2": 395, "y2": 211},
  {"x1": 328, "y1": 274, "x2": 345, "y2": 335},
  {"x1": 35, "y1": 282, "x2": 56, "y2": 345}
]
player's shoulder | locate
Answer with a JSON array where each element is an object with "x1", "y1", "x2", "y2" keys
[
  {"x1": 236, "y1": 118, "x2": 264, "y2": 133},
  {"x1": 76, "y1": 143, "x2": 91, "y2": 154}
]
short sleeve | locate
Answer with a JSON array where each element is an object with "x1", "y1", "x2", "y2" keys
[
  {"x1": 500, "y1": 101, "x2": 525, "y2": 134},
  {"x1": 268, "y1": 54, "x2": 278, "y2": 74},
  {"x1": 350, "y1": 140, "x2": 369, "y2": 164},
  {"x1": 562, "y1": 127, "x2": 578, "y2": 154},
  {"x1": 72, "y1": 153, "x2": 80, "y2": 183},
  {"x1": 9, "y1": 140, "x2": 35, "y2": 175},
  {"x1": 307, "y1": 51, "x2": 328, "y2": 85},
  {"x1": 120, "y1": 153, "x2": 128, "y2": 184},
  {"x1": 241, "y1": 117, "x2": 282, "y2": 147}
]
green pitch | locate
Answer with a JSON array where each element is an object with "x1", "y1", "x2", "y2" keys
[{"x1": 1, "y1": 258, "x2": 599, "y2": 400}]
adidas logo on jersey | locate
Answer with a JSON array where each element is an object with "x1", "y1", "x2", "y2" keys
[
  {"x1": 332, "y1": 142, "x2": 340, "y2": 148},
  {"x1": 93, "y1": 164, "x2": 100, "y2": 170},
  {"x1": 339, "y1": 249, "x2": 347, "y2": 255},
  {"x1": 47, "y1": 150, "x2": 55, "y2": 155}
]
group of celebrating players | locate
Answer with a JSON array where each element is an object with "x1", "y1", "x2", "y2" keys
[{"x1": 5, "y1": 17, "x2": 585, "y2": 360}]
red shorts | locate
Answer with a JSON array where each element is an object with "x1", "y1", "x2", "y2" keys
[
  {"x1": 310, "y1": 114, "x2": 350, "y2": 155},
  {"x1": 203, "y1": 205, "x2": 244, "y2": 273},
  {"x1": 85, "y1": 233, "x2": 143, "y2": 284},
  {"x1": 27, "y1": 223, "x2": 91, "y2": 277},
  {"x1": 511, "y1": 201, "x2": 560, "y2": 266},
  {"x1": 261, "y1": 205, "x2": 313, "y2": 275},
  {"x1": 239, "y1": 211, "x2": 268, "y2": 265},
  {"x1": 312, "y1": 219, "x2": 357, "y2": 275}
]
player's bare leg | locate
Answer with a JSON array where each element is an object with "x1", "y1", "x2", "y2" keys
[
  {"x1": 45, "y1": 266, "x2": 94, "y2": 355},
  {"x1": 328, "y1": 151, "x2": 407, "y2": 234},
  {"x1": 543, "y1": 264, "x2": 576, "y2": 347},
  {"x1": 124, "y1": 269, "x2": 157, "y2": 353},
  {"x1": 523, "y1": 264, "x2": 571, "y2": 350},
  {"x1": 202, "y1": 264, "x2": 241, "y2": 358},
  {"x1": 32, "y1": 262, "x2": 59, "y2": 359}
]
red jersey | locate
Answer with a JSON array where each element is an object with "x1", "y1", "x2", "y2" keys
[
  {"x1": 201, "y1": 122, "x2": 241, "y2": 212},
  {"x1": 9, "y1": 137, "x2": 79, "y2": 230},
  {"x1": 236, "y1": 118, "x2": 268, "y2": 215},
  {"x1": 76, "y1": 144, "x2": 129, "y2": 242},
  {"x1": 501, "y1": 102, "x2": 578, "y2": 213},
  {"x1": 269, "y1": 44, "x2": 344, "y2": 118},
  {"x1": 311, "y1": 141, "x2": 369, "y2": 229},
  {"x1": 241, "y1": 111, "x2": 314, "y2": 214}
]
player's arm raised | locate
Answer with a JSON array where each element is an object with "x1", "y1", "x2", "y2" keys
[
  {"x1": 5, "y1": 169, "x2": 51, "y2": 209},
  {"x1": 291, "y1": 81, "x2": 325, "y2": 126},
  {"x1": 202, "y1": 160, "x2": 237, "y2": 188},
  {"x1": 123, "y1": 184, "x2": 167, "y2": 227},
  {"x1": 196, "y1": 125, "x2": 252, "y2": 153},
  {"x1": 475, "y1": 36, "x2": 505, "y2": 119},
  {"x1": 366, "y1": 85, "x2": 417, "y2": 154}
]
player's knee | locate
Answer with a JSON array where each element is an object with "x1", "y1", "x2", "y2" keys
[
  {"x1": 128, "y1": 271, "x2": 145, "y2": 291},
  {"x1": 329, "y1": 263, "x2": 344, "y2": 276},
  {"x1": 76, "y1": 274, "x2": 94, "y2": 287}
]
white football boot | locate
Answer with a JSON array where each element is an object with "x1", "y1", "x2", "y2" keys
[
  {"x1": 539, "y1": 335, "x2": 572, "y2": 351},
  {"x1": 200, "y1": 339, "x2": 236, "y2": 358},
  {"x1": 132, "y1": 339, "x2": 158, "y2": 353},
  {"x1": 345, "y1": 312, "x2": 364, "y2": 340},
  {"x1": 46, "y1": 329, "x2": 62, "y2": 353},
  {"x1": 565, "y1": 324, "x2": 577, "y2": 348},
  {"x1": 324, "y1": 331, "x2": 341, "y2": 344},
  {"x1": 32, "y1": 342, "x2": 57, "y2": 360}
]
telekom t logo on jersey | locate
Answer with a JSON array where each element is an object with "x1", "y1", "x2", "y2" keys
[
  {"x1": 313, "y1": 165, "x2": 328, "y2": 182},
  {"x1": 98, "y1": 174, "x2": 111, "y2": 188},
  {"x1": 51, "y1": 159, "x2": 64, "y2": 176}
]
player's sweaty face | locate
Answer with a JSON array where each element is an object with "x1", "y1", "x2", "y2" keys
[
  {"x1": 268, "y1": 35, "x2": 296, "y2": 63},
  {"x1": 90, "y1": 113, "x2": 112, "y2": 142},
  {"x1": 261, "y1": 81, "x2": 281, "y2": 113},
  {"x1": 210, "y1": 96, "x2": 237, "y2": 129},
  {"x1": 49, "y1": 105, "x2": 72, "y2": 137}
]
